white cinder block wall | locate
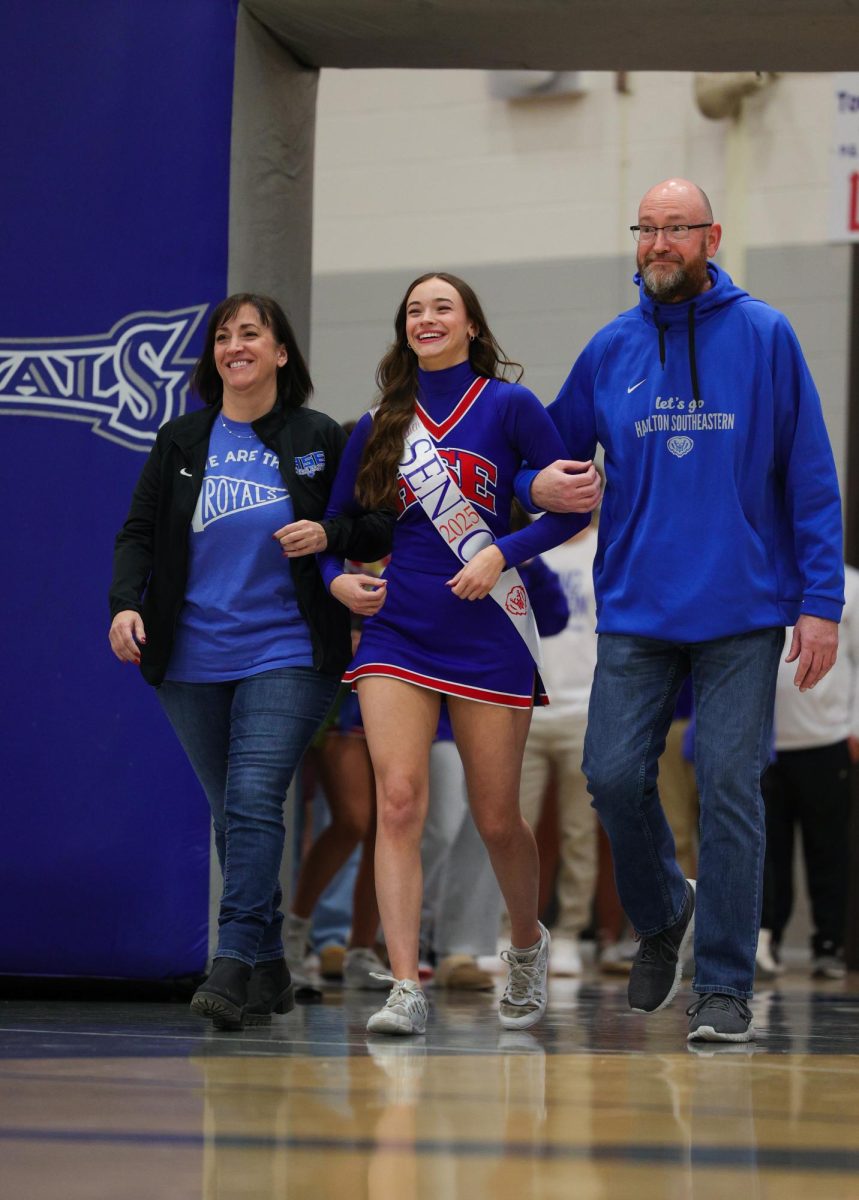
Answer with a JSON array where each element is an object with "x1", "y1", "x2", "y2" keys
[{"x1": 313, "y1": 70, "x2": 836, "y2": 271}]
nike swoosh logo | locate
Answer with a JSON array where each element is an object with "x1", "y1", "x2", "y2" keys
[
  {"x1": 627, "y1": 379, "x2": 647, "y2": 394},
  {"x1": 180, "y1": 467, "x2": 192, "y2": 477}
]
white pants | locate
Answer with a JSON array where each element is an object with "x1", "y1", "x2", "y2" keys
[
  {"x1": 518, "y1": 713, "x2": 596, "y2": 936},
  {"x1": 420, "y1": 741, "x2": 504, "y2": 958}
]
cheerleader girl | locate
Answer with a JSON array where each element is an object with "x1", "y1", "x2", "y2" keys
[{"x1": 317, "y1": 273, "x2": 600, "y2": 1035}]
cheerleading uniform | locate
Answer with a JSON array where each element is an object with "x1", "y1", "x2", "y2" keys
[{"x1": 319, "y1": 360, "x2": 588, "y2": 708}]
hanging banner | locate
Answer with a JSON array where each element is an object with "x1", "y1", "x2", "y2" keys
[
  {"x1": 0, "y1": 0, "x2": 236, "y2": 979},
  {"x1": 829, "y1": 74, "x2": 859, "y2": 242}
]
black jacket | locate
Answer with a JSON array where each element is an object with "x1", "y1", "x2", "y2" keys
[{"x1": 109, "y1": 401, "x2": 392, "y2": 685}]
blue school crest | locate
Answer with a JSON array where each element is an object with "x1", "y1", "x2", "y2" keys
[{"x1": 294, "y1": 450, "x2": 326, "y2": 477}]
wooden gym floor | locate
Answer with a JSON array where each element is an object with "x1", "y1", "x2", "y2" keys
[{"x1": 1, "y1": 971, "x2": 857, "y2": 1199}]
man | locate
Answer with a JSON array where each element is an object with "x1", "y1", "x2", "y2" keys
[
  {"x1": 759, "y1": 561, "x2": 859, "y2": 982},
  {"x1": 518, "y1": 178, "x2": 844, "y2": 1042}
]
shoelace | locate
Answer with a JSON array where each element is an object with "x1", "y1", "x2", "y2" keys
[
  {"x1": 370, "y1": 974, "x2": 425, "y2": 1010},
  {"x1": 686, "y1": 993, "x2": 751, "y2": 1021},
  {"x1": 636, "y1": 930, "x2": 679, "y2": 964},
  {"x1": 635, "y1": 889, "x2": 692, "y2": 964},
  {"x1": 500, "y1": 950, "x2": 543, "y2": 1002}
]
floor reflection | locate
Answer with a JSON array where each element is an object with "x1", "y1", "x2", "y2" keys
[{"x1": 0, "y1": 975, "x2": 857, "y2": 1199}]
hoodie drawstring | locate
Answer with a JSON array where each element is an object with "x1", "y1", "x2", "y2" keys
[
  {"x1": 652, "y1": 302, "x2": 700, "y2": 405},
  {"x1": 687, "y1": 303, "x2": 700, "y2": 406}
]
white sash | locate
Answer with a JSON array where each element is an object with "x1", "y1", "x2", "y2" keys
[{"x1": 398, "y1": 403, "x2": 542, "y2": 670}]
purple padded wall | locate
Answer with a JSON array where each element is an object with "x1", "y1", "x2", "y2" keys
[{"x1": 0, "y1": 0, "x2": 237, "y2": 978}]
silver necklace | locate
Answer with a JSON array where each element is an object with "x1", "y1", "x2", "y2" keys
[{"x1": 220, "y1": 414, "x2": 255, "y2": 440}]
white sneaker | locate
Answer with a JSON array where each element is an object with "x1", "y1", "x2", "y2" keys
[
  {"x1": 499, "y1": 923, "x2": 550, "y2": 1030},
  {"x1": 366, "y1": 976, "x2": 429, "y2": 1036},
  {"x1": 344, "y1": 947, "x2": 391, "y2": 990},
  {"x1": 284, "y1": 913, "x2": 312, "y2": 973},
  {"x1": 549, "y1": 935, "x2": 582, "y2": 976},
  {"x1": 812, "y1": 954, "x2": 847, "y2": 981},
  {"x1": 282, "y1": 913, "x2": 322, "y2": 993},
  {"x1": 755, "y1": 929, "x2": 783, "y2": 980}
]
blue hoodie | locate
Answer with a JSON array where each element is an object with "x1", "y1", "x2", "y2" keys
[{"x1": 518, "y1": 264, "x2": 844, "y2": 641}]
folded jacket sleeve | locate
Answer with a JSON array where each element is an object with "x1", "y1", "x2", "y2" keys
[
  {"x1": 318, "y1": 413, "x2": 377, "y2": 591},
  {"x1": 319, "y1": 417, "x2": 394, "y2": 562}
]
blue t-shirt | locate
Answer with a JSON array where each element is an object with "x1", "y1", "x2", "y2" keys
[{"x1": 165, "y1": 414, "x2": 314, "y2": 682}]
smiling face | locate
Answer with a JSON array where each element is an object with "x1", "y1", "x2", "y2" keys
[
  {"x1": 636, "y1": 179, "x2": 722, "y2": 303},
  {"x1": 213, "y1": 303, "x2": 287, "y2": 400},
  {"x1": 404, "y1": 277, "x2": 476, "y2": 371}
]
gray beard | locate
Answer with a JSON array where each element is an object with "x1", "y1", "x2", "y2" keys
[
  {"x1": 642, "y1": 262, "x2": 689, "y2": 302},
  {"x1": 642, "y1": 256, "x2": 709, "y2": 303}
]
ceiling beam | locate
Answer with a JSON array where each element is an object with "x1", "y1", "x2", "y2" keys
[{"x1": 245, "y1": 0, "x2": 859, "y2": 72}]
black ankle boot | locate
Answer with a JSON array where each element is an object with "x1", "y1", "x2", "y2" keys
[
  {"x1": 245, "y1": 957, "x2": 295, "y2": 1024},
  {"x1": 190, "y1": 958, "x2": 252, "y2": 1030}
]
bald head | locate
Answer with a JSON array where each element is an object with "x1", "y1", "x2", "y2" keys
[
  {"x1": 639, "y1": 178, "x2": 713, "y2": 223},
  {"x1": 635, "y1": 178, "x2": 721, "y2": 302}
]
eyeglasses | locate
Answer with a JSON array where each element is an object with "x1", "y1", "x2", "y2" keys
[{"x1": 630, "y1": 223, "x2": 712, "y2": 243}]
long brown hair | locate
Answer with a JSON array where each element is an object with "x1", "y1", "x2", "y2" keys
[{"x1": 356, "y1": 273, "x2": 522, "y2": 509}]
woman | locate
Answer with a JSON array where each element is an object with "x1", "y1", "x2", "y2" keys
[
  {"x1": 108, "y1": 294, "x2": 392, "y2": 1030},
  {"x1": 318, "y1": 273, "x2": 601, "y2": 1035}
]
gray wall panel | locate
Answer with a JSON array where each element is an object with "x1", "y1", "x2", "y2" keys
[{"x1": 311, "y1": 249, "x2": 850, "y2": 496}]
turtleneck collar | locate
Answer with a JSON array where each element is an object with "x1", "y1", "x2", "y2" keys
[{"x1": 417, "y1": 357, "x2": 477, "y2": 404}]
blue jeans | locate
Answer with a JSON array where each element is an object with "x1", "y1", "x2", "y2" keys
[
  {"x1": 158, "y1": 667, "x2": 339, "y2": 967},
  {"x1": 583, "y1": 629, "x2": 783, "y2": 998}
]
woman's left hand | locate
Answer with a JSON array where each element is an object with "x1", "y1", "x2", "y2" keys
[
  {"x1": 446, "y1": 545, "x2": 505, "y2": 601},
  {"x1": 274, "y1": 520, "x2": 328, "y2": 557}
]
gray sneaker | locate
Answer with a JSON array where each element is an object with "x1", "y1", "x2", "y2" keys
[
  {"x1": 687, "y1": 993, "x2": 754, "y2": 1042},
  {"x1": 628, "y1": 879, "x2": 695, "y2": 1014},
  {"x1": 812, "y1": 953, "x2": 846, "y2": 981},
  {"x1": 499, "y1": 922, "x2": 551, "y2": 1030}
]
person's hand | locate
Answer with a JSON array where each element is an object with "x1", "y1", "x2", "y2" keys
[
  {"x1": 784, "y1": 614, "x2": 839, "y2": 691},
  {"x1": 330, "y1": 573, "x2": 388, "y2": 616},
  {"x1": 274, "y1": 519, "x2": 328, "y2": 557},
  {"x1": 447, "y1": 545, "x2": 505, "y2": 600},
  {"x1": 530, "y1": 460, "x2": 601, "y2": 513},
  {"x1": 109, "y1": 610, "x2": 146, "y2": 664}
]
